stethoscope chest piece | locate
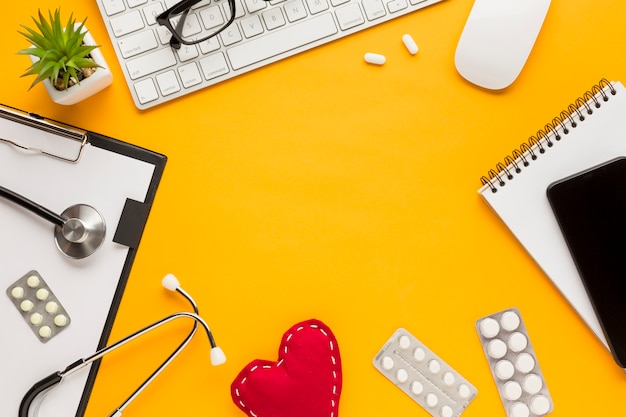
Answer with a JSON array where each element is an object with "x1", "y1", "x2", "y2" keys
[{"x1": 54, "y1": 204, "x2": 106, "y2": 259}]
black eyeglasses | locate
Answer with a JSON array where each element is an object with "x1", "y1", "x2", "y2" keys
[{"x1": 156, "y1": 0, "x2": 269, "y2": 50}]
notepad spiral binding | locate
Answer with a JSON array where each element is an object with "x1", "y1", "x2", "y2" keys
[{"x1": 480, "y1": 78, "x2": 618, "y2": 193}]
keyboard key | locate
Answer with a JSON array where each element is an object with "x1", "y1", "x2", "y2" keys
[
  {"x1": 118, "y1": 30, "x2": 159, "y2": 58},
  {"x1": 199, "y1": 53, "x2": 231, "y2": 80},
  {"x1": 134, "y1": 78, "x2": 159, "y2": 104},
  {"x1": 143, "y1": 2, "x2": 165, "y2": 25},
  {"x1": 102, "y1": 0, "x2": 126, "y2": 16},
  {"x1": 220, "y1": 25, "x2": 244, "y2": 46},
  {"x1": 176, "y1": 44, "x2": 200, "y2": 62},
  {"x1": 156, "y1": 25, "x2": 174, "y2": 44},
  {"x1": 199, "y1": 38, "x2": 222, "y2": 54},
  {"x1": 110, "y1": 10, "x2": 145, "y2": 37},
  {"x1": 178, "y1": 63, "x2": 204, "y2": 88},
  {"x1": 387, "y1": 0, "x2": 408, "y2": 13},
  {"x1": 362, "y1": 0, "x2": 386, "y2": 20},
  {"x1": 126, "y1": 48, "x2": 178, "y2": 79},
  {"x1": 262, "y1": 8, "x2": 287, "y2": 30},
  {"x1": 200, "y1": 6, "x2": 226, "y2": 30},
  {"x1": 335, "y1": 3, "x2": 365, "y2": 30},
  {"x1": 227, "y1": 13, "x2": 338, "y2": 70},
  {"x1": 156, "y1": 70, "x2": 182, "y2": 96},
  {"x1": 285, "y1": 0, "x2": 309, "y2": 22},
  {"x1": 128, "y1": 0, "x2": 149, "y2": 7},
  {"x1": 244, "y1": 0, "x2": 269, "y2": 13},
  {"x1": 179, "y1": 14, "x2": 203, "y2": 38},
  {"x1": 223, "y1": 0, "x2": 246, "y2": 19},
  {"x1": 191, "y1": 0, "x2": 212, "y2": 8},
  {"x1": 305, "y1": 0, "x2": 330, "y2": 14},
  {"x1": 241, "y1": 15, "x2": 265, "y2": 38}
]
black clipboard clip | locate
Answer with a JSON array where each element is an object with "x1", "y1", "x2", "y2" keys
[{"x1": 0, "y1": 104, "x2": 88, "y2": 163}]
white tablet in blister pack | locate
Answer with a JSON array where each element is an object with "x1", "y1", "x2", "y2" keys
[
  {"x1": 373, "y1": 328, "x2": 477, "y2": 417},
  {"x1": 6, "y1": 270, "x2": 71, "y2": 342},
  {"x1": 476, "y1": 308, "x2": 553, "y2": 417}
]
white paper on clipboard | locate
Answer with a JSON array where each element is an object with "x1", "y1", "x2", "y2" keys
[{"x1": 0, "y1": 105, "x2": 166, "y2": 417}]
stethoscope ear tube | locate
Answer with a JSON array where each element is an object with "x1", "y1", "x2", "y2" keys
[{"x1": 19, "y1": 372, "x2": 62, "y2": 417}]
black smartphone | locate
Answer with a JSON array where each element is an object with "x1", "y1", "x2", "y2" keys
[{"x1": 547, "y1": 157, "x2": 626, "y2": 369}]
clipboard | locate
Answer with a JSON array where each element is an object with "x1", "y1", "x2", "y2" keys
[{"x1": 0, "y1": 104, "x2": 167, "y2": 417}]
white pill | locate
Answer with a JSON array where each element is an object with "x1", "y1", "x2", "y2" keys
[
  {"x1": 425, "y1": 393, "x2": 438, "y2": 408},
  {"x1": 54, "y1": 314, "x2": 69, "y2": 327},
  {"x1": 364, "y1": 52, "x2": 386, "y2": 65},
  {"x1": 20, "y1": 300, "x2": 35, "y2": 312},
  {"x1": 440, "y1": 405, "x2": 453, "y2": 417},
  {"x1": 396, "y1": 368, "x2": 409, "y2": 383},
  {"x1": 402, "y1": 34, "x2": 418, "y2": 55},
  {"x1": 479, "y1": 317, "x2": 500, "y2": 338},
  {"x1": 442, "y1": 371, "x2": 455, "y2": 386},
  {"x1": 502, "y1": 381, "x2": 523, "y2": 401},
  {"x1": 487, "y1": 339, "x2": 507, "y2": 359},
  {"x1": 523, "y1": 373, "x2": 543, "y2": 394},
  {"x1": 495, "y1": 360, "x2": 515, "y2": 380},
  {"x1": 428, "y1": 359, "x2": 441, "y2": 374},
  {"x1": 27, "y1": 275, "x2": 40, "y2": 288},
  {"x1": 36, "y1": 288, "x2": 50, "y2": 300},
  {"x1": 501, "y1": 311, "x2": 521, "y2": 331},
  {"x1": 39, "y1": 326, "x2": 52, "y2": 338},
  {"x1": 508, "y1": 332, "x2": 528, "y2": 352},
  {"x1": 413, "y1": 347, "x2": 426, "y2": 362},
  {"x1": 515, "y1": 352, "x2": 535, "y2": 373},
  {"x1": 381, "y1": 355, "x2": 394, "y2": 370},
  {"x1": 529, "y1": 394, "x2": 551, "y2": 415},
  {"x1": 458, "y1": 383, "x2": 471, "y2": 399},
  {"x1": 45, "y1": 301, "x2": 59, "y2": 314},
  {"x1": 410, "y1": 380, "x2": 424, "y2": 395},
  {"x1": 11, "y1": 286, "x2": 25, "y2": 299},
  {"x1": 398, "y1": 335, "x2": 411, "y2": 349},
  {"x1": 30, "y1": 313, "x2": 44, "y2": 326},
  {"x1": 510, "y1": 402, "x2": 530, "y2": 417}
]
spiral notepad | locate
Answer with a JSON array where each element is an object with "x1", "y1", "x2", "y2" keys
[{"x1": 478, "y1": 79, "x2": 625, "y2": 349}]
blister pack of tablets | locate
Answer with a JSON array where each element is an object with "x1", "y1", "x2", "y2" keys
[
  {"x1": 373, "y1": 328, "x2": 477, "y2": 417},
  {"x1": 6, "y1": 270, "x2": 71, "y2": 343},
  {"x1": 476, "y1": 308, "x2": 553, "y2": 417}
]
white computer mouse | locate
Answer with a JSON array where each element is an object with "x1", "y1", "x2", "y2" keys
[{"x1": 454, "y1": 0, "x2": 551, "y2": 90}]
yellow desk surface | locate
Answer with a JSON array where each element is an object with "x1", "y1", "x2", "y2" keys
[{"x1": 3, "y1": 0, "x2": 626, "y2": 416}]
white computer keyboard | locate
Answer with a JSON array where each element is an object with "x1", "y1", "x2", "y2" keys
[{"x1": 96, "y1": 0, "x2": 444, "y2": 109}]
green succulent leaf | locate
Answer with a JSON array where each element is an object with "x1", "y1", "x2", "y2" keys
[{"x1": 17, "y1": 8, "x2": 103, "y2": 91}]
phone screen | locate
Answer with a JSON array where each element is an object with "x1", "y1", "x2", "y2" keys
[{"x1": 547, "y1": 157, "x2": 626, "y2": 368}]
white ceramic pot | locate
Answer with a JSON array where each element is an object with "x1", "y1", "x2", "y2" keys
[{"x1": 30, "y1": 25, "x2": 113, "y2": 105}]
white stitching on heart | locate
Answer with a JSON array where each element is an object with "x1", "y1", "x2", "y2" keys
[{"x1": 233, "y1": 321, "x2": 341, "y2": 417}]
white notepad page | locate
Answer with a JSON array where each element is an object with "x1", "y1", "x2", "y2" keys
[{"x1": 479, "y1": 80, "x2": 626, "y2": 349}]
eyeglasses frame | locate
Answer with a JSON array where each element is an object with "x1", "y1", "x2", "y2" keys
[{"x1": 156, "y1": 0, "x2": 237, "y2": 49}]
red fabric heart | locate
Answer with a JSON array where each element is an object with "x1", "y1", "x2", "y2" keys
[{"x1": 231, "y1": 319, "x2": 342, "y2": 417}]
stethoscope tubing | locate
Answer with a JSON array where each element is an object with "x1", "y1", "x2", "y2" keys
[
  {"x1": 0, "y1": 184, "x2": 65, "y2": 226},
  {"x1": 20, "y1": 287, "x2": 217, "y2": 417},
  {"x1": 108, "y1": 287, "x2": 200, "y2": 417}
]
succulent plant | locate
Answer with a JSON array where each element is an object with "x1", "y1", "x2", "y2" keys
[{"x1": 17, "y1": 9, "x2": 102, "y2": 91}]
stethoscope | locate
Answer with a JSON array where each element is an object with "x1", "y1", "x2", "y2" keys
[
  {"x1": 0, "y1": 184, "x2": 106, "y2": 259},
  {"x1": 19, "y1": 274, "x2": 226, "y2": 417}
]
